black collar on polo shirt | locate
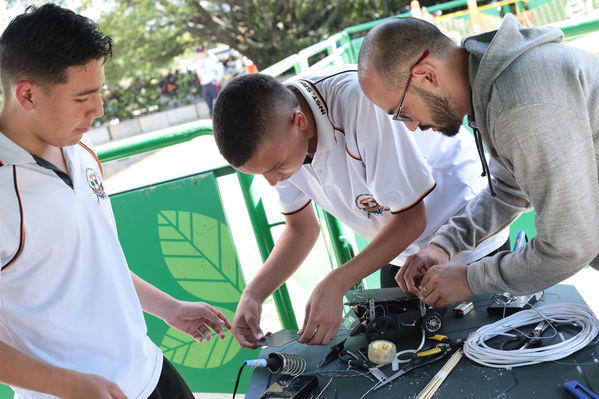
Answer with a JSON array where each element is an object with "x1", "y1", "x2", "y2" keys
[
  {"x1": 30, "y1": 153, "x2": 73, "y2": 189},
  {"x1": 303, "y1": 153, "x2": 314, "y2": 164}
]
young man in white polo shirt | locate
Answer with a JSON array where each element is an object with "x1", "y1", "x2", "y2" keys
[
  {"x1": 212, "y1": 70, "x2": 508, "y2": 348},
  {"x1": 0, "y1": 5, "x2": 230, "y2": 398}
]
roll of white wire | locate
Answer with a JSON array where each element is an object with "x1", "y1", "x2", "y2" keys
[{"x1": 463, "y1": 303, "x2": 599, "y2": 368}]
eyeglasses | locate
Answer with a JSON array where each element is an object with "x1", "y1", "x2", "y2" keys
[{"x1": 392, "y1": 50, "x2": 430, "y2": 122}]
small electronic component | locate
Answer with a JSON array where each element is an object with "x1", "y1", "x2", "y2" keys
[
  {"x1": 487, "y1": 291, "x2": 544, "y2": 316},
  {"x1": 454, "y1": 301, "x2": 474, "y2": 317}
]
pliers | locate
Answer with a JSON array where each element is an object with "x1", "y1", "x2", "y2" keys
[
  {"x1": 373, "y1": 335, "x2": 463, "y2": 391},
  {"x1": 410, "y1": 334, "x2": 463, "y2": 358}
]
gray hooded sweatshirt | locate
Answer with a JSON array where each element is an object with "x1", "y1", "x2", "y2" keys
[{"x1": 429, "y1": 15, "x2": 599, "y2": 295}]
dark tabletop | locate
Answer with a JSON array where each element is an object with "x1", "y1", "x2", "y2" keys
[{"x1": 246, "y1": 284, "x2": 599, "y2": 399}]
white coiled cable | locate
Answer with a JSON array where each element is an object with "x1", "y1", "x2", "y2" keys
[{"x1": 463, "y1": 303, "x2": 599, "y2": 368}]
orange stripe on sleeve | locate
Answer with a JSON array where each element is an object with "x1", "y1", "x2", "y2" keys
[
  {"x1": 390, "y1": 182, "x2": 437, "y2": 214},
  {"x1": 2, "y1": 166, "x2": 25, "y2": 271},
  {"x1": 78, "y1": 142, "x2": 104, "y2": 176},
  {"x1": 281, "y1": 200, "x2": 312, "y2": 216}
]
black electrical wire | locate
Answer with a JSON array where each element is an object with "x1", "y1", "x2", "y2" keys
[{"x1": 232, "y1": 363, "x2": 246, "y2": 399}]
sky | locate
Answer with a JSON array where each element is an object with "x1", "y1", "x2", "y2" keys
[
  {"x1": 0, "y1": 1, "x2": 104, "y2": 34},
  {"x1": 0, "y1": 0, "x2": 22, "y2": 33}
]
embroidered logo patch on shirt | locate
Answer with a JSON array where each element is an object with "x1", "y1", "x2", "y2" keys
[
  {"x1": 86, "y1": 167, "x2": 107, "y2": 200},
  {"x1": 354, "y1": 193, "x2": 389, "y2": 217}
]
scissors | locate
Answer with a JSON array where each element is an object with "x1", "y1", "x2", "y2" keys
[
  {"x1": 338, "y1": 350, "x2": 390, "y2": 382},
  {"x1": 500, "y1": 321, "x2": 550, "y2": 350}
]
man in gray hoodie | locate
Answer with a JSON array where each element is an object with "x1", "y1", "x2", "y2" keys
[{"x1": 357, "y1": 15, "x2": 599, "y2": 307}]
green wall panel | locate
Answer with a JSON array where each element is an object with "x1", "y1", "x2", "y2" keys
[{"x1": 110, "y1": 172, "x2": 257, "y2": 394}]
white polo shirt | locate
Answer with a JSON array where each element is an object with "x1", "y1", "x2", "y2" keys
[
  {"x1": 0, "y1": 133, "x2": 162, "y2": 399},
  {"x1": 276, "y1": 68, "x2": 508, "y2": 265}
]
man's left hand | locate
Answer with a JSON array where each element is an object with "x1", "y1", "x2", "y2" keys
[
  {"x1": 297, "y1": 276, "x2": 345, "y2": 345},
  {"x1": 166, "y1": 301, "x2": 232, "y2": 343},
  {"x1": 419, "y1": 264, "x2": 473, "y2": 307}
]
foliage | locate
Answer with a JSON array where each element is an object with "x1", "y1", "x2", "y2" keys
[
  {"x1": 98, "y1": 70, "x2": 201, "y2": 123},
  {"x1": 97, "y1": 0, "x2": 196, "y2": 87},
  {"x1": 85, "y1": 0, "x2": 414, "y2": 119},
  {"x1": 97, "y1": 0, "x2": 413, "y2": 85},
  {"x1": 3, "y1": 0, "x2": 457, "y2": 120}
]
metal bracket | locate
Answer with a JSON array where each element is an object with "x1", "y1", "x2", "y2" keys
[{"x1": 369, "y1": 298, "x2": 376, "y2": 321}]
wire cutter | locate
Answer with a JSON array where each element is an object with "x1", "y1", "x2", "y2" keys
[
  {"x1": 399, "y1": 334, "x2": 463, "y2": 360},
  {"x1": 373, "y1": 335, "x2": 463, "y2": 391}
]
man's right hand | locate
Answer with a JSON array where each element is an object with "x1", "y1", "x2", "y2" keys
[
  {"x1": 61, "y1": 371, "x2": 127, "y2": 399},
  {"x1": 231, "y1": 293, "x2": 265, "y2": 349},
  {"x1": 396, "y1": 243, "x2": 449, "y2": 295}
]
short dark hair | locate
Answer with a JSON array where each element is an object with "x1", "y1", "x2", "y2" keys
[
  {"x1": 213, "y1": 74, "x2": 298, "y2": 167},
  {"x1": 0, "y1": 3, "x2": 112, "y2": 92},
  {"x1": 358, "y1": 17, "x2": 455, "y2": 88}
]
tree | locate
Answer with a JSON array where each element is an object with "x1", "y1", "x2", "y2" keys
[
  {"x1": 96, "y1": 0, "x2": 196, "y2": 86},
  {"x1": 97, "y1": 0, "x2": 411, "y2": 85},
  {"x1": 175, "y1": 0, "x2": 375, "y2": 69}
]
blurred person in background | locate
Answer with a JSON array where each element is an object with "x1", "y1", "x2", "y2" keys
[{"x1": 195, "y1": 45, "x2": 224, "y2": 117}]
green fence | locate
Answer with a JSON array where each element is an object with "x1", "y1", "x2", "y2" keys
[{"x1": 263, "y1": 0, "x2": 599, "y2": 78}]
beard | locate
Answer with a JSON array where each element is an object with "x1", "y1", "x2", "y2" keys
[{"x1": 413, "y1": 87, "x2": 463, "y2": 137}]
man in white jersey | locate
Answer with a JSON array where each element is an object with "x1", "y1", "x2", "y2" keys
[
  {"x1": 0, "y1": 4, "x2": 230, "y2": 398},
  {"x1": 212, "y1": 69, "x2": 508, "y2": 348}
]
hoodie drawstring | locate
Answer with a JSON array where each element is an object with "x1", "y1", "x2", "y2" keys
[{"x1": 468, "y1": 113, "x2": 496, "y2": 197}]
